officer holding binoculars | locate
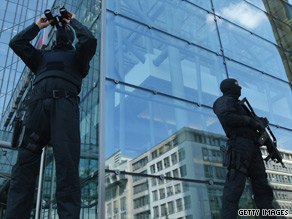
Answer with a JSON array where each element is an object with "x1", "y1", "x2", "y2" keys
[{"x1": 6, "y1": 7, "x2": 97, "y2": 219}]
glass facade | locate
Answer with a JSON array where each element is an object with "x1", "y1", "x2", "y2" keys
[
  {"x1": 1, "y1": 0, "x2": 292, "y2": 218},
  {"x1": 0, "y1": 0, "x2": 54, "y2": 127},
  {"x1": 102, "y1": 0, "x2": 292, "y2": 218}
]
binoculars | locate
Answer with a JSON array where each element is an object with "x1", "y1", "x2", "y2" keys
[{"x1": 44, "y1": 6, "x2": 69, "y2": 28}]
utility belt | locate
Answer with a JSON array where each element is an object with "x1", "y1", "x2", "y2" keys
[
  {"x1": 11, "y1": 89, "x2": 80, "y2": 150},
  {"x1": 30, "y1": 89, "x2": 80, "y2": 104}
]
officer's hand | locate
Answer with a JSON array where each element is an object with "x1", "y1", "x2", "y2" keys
[
  {"x1": 249, "y1": 118, "x2": 261, "y2": 132},
  {"x1": 36, "y1": 17, "x2": 52, "y2": 30},
  {"x1": 63, "y1": 11, "x2": 76, "y2": 24}
]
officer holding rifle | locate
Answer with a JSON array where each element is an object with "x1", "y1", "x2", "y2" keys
[{"x1": 213, "y1": 78, "x2": 278, "y2": 219}]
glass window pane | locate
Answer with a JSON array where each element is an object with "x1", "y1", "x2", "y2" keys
[
  {"x1": 107, "y1": 0, "x2": 220, "y2": 52},
  {"x1": 105, "y1": 173, "x2": 255, "y2": 218},
  {"x1": 218, "y1": 18, "x2": 288, "y2": 82},
  {"x1": 227, "y1": 60, "x2": 292, "y2": 130},
  {"x1": 105, "y1": 80, "x2": 224, "y2": 163},
  {"x1": 245, "y1": 0, "x2": 267, "y2": 12},
  {"x1": 271, "y1": 127, "x2": 292, "y2": 151},
  {"x1": 6, "y1": 3, "x2": 16, "y2": 23},
  {"x1": 108, "y1": 0, "x2": 212, "y2": 12},
  {"x1": 106, "y1": 13, "x2": 227, "y2": 106},
  {"x1": 213, "y1": 0, "x2": 278, "y2": 44},
  {"x1": 187, "y1": 0, "x2": 212, "y2": 10}
]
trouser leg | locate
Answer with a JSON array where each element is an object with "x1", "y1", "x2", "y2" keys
[
  {"x1": 6, "y1": 148, "x2": 41, "y2": 219},
  {"x1": 6, "y1": 99, "x2": 50, "y2": 219},
  {"x1": 51, "y1": 97, "x2": 81, "y2": 219},
  {"x1": 222, "y1": 170, "x2": 246, "y2": 219},
  {"x1": 249, "y1": 148, "x2": 275, "y2": 219},
  {"x1": 221, "y1": 136, "x2": 254, "y2": 219}
]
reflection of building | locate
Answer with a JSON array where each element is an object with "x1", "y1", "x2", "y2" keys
[
  {"x1": 262, "y1": 148, "x2": 292, "y2": 217},
  {"x1": 105, "y1": 127, "x2": 257, "y2": 219},
  {"x1": 105, "y1": 127, "x2": 292, "y2": 219},
  {"x1": 105, "y1": 151, "x2": 131, "y2": 219},
  {"x1": 144, "y1": 128, "x2": 226, "y2": 219}
]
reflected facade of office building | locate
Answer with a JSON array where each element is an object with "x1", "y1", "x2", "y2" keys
[
  {"x1": 104, "y1": 128, "x2": 256, "y2": 219},
  {"x1": 1, "y1": 0, "x2": 292, "y2": 218},
  {"x1": 103, "y1": 0, "x2": 292, "y2": 218}
]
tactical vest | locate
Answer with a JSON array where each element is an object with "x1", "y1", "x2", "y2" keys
[{"x1": 34, "y1": 50, "x2": 82, "y2": 91}]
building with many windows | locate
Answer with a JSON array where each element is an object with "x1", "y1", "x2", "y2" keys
[
  {"x1": 0, "y1": 0, "x2": 54, "y2": 125},
  {"x1": 104, "y1": 127, "x2": 292, "y2": 218},
  {"x1": 1, "y1": 0, "x2": 292, "y2": 218}
]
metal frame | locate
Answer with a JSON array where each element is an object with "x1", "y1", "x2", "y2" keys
[{"x1": 97, "y1": 0, "x2": 107, "y2": 218}]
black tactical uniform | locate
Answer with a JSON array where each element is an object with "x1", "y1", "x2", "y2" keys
[
  {"x1": 213, "y1": 79, "x2": 275, "y2": 219},
  {"x1": 6, "y1": 18, "x2": 96, "y2": 219}
]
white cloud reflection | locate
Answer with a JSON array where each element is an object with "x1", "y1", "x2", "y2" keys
[{"x1": 220, "y1": 2, "x2": 266, "y2": 30}]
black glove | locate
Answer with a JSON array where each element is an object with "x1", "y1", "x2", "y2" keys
[{"x1": 249, "y1": 118, "x2": 261, "y2": 132}]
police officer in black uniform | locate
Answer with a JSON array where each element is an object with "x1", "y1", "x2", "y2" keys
[
  {"x1": 213, "y1": 78, "x2": 275, "y2": 219},
  {"x1": 6, "y1": 10, "x2": 97, "y2": 219}
]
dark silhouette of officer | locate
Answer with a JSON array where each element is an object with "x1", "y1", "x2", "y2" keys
[
  {"x1": 213, "y1": 78, "x2": 275, "y2": 219},
  {"x1": 6, "y1": 10, "x2": 97, "y2": 219}
]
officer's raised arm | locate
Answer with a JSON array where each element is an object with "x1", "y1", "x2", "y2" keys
[
  {"x1": 9, "y1": 17, "x2": 52, "y2": 73},
  {"x1": 63, "y1": 11, "x2": 97, "y2": 78}
]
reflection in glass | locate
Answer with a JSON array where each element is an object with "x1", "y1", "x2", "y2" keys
[
  {"x1": 104, "y1": 172, "x2": 254, "y2": 218},
  {"x1": 245, "y1": 0, "x2": 268, "y2": 12},
  {"x1": 107, "y1": 0, "x2": 220, "y2": 52},
  {"x1": 105, "y1": 80, "x2": 224, "y2": 160},
  {"x1": 213, "y1": 0, "x2": 278, "y2": 44},
  {"x1": 187, "y1": 0, "x2": 212, "y2": 10},
  {"x1": 270, "y1": 126, "x2": 292, "y2": 151},
  {"x1": 108, "y1": 0, "x2": 212, "y2": 14},
  {"x1": 218, "y1": 18, "x2": 288, "y2": 82},
  {"x1": 106, "y1": 12, "x2": 227, "y2": 106},
  {"x1": 226, "y1": 60, "x2": 292, "y2": 130}
]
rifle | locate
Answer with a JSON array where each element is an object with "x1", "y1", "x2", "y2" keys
[{"x1": 240, "y1": 98, "x2": 285, "y2": 168}]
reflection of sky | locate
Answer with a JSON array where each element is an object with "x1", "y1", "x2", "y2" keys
[
  {"x1": 214, "y1": 0, "x2": 279, "y2": 45},
  {"x1": 105, "y1": 82, "x2": 224, "y2": 159},
  {"x1": 271, "y1": 126, "x2": 292, "y2": 151},
  {"x1": 220, "y1": 2, "x2": 266, "y2": 30},
  {"x1": 105, "y1": 1, "x2": 292, "y2": 160}
]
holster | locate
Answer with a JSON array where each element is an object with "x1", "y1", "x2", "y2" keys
[
  {"x1": 220, "y1": 144, "x2": 231, "y2": 168},
  {"x1": 221, "y1": 137, "x2": 245, "y2": 180},
  {"x1": 221, "y1": 136, "x2": 236, "y2": 168},
  {"x1": 11, "y1": 118, "x2": 23, "y2": 148}
]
